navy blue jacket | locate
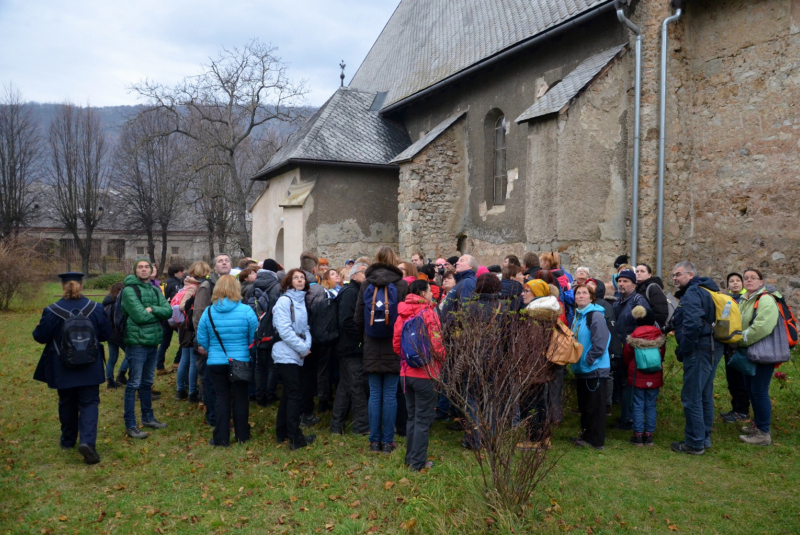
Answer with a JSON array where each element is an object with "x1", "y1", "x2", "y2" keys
[
  {"x1": 33, "y1": 297, "x2": 111, "y2": 390},
  {"x1": 673, "y1": 276, "x2": 718, "y2": 359},
  {"x1": 441, "y1": 270, "x2": 477, "y2": 319},
  {"x1": 613, "y1": 291, "x2": 651, "y2": 344}
]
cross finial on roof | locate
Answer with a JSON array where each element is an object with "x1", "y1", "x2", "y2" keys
[{"x1": 339, "y1": 60, "x2": 346, "y2": 87}]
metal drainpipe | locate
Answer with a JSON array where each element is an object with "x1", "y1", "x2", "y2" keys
[
  {"x1": 614, "y1": 0, "x2": 642, "y2": 267},
  {"x1": 656, "y1": 3, "x2": 683, "y2": 277}
]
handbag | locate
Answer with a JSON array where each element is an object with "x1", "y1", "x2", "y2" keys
[
  {"x1": 747, "y1": 319, "x2": 791, "y2": 364},
  {"x1": 208, "y1": 309, "x2": 254, "y2": 383},
  {"x1": 728, "y1": 347, "x2": 756, "y2": 376},
  {"x1": 548, "y1": 321, "x2": 583, "y2": 365}
]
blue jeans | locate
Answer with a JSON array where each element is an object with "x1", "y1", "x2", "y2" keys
[
  {"x1": 367, "y1": 373, "x2": 399, "y2": 444},
  {"x1": 632, "y1": 387, "x2": 659, "y2": 434},
  {"x1": 680, "y1": 345, "x2": 722, "y2": 450},
  {"x1": 176, "y1": 347, "x2": 198, "y2": 395},
  {"x1": 124, "y1": 345, "x2": 158, "y2": 429},
  {"x1": 106, "y1": 343, "x2": 124, "y2": 380},
  {"x1": 744, "y1": 363, "x2": 773, "y2": 434}
]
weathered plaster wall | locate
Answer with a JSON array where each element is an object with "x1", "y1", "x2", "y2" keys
[
  {"x1": 302, "y1": 165, "x2": 399, "y2": 265},
  {"x1": 250, "y1": 168, "x2": 299, "y2": 265}
]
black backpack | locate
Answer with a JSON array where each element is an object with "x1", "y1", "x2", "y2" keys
[
  {"x1": 48, "y1": 301, "x2": 99, "y2": 369},
  {"x1": 252, "y1": 288, "x2": 280, "y2": 349},
  {"x1": 308, "y1": 293, "x2": 340, "y2": 345}
]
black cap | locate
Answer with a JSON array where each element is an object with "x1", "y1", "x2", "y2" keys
[
  {"x1": 262, "y1": 259, "x2": 281, "y2": 272},
  {"x1": 58, "y1": 272, "x2": 85, "y2": 283},
  {"x1": 487, "y1": 264, "x2": 502, "y2": 273},
  {"x1": 447, "y1": 256, "x2": 459, "y2": 266},
  {"x1": 614, "y1": 254, "x2": 630, "y2": 269}
]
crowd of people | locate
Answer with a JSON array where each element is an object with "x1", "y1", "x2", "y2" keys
[{"x1": 32, "y1": 247, "x2": 793, "y2": 466}]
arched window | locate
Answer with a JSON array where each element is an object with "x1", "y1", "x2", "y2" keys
[{"x1": 493, "y1": 115, "x2": 507, "y2": 205}]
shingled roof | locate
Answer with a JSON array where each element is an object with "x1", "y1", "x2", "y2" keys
[
  {"x1": 251, "y1": 88, "x2": 411, "y2": 180},
  {"x1": 350, "y1": 0, "x2": 613, "y2": 111}
]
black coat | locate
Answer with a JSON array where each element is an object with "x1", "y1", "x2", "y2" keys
[
  {"x1": 593, "y1": 280, "x2": 621, "y2": 358},
  {"x1": 164, "y1": 276, "x2": 183, "y2": 302},
  {"x1": 636, "y1": 277, "x2": 669, "y2": 328},
  {"x1": 500, "y1": 278, "x2": 523, "y2": 300},
  {"x1": 33, "y1": 297, "x2": 111, "y2": 390},
  {"x1": 335, "y1": 280, "x2": 362, "y2": 357},
  {"x1": 354, "y1": 264, "x2": 408, "y2": 374},
  {"x1": 102, "y1": 294, "x2": 125, "y2": 346}
]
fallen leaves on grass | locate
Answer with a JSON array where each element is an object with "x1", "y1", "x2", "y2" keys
[{"x1": 384, "y1": 480, "x2": 395, "y2": 490}]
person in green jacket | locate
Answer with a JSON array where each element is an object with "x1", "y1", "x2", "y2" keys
[
  {"x1": 737, "y1": 268, "x2": 782, "y2": 446},
  {"x1": 121, "y1": 258, "x2": 172, "y2": 439}
]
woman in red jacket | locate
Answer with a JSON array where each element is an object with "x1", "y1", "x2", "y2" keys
[
  {"x1": 392, "y1": 279, "x2": 445, "y2": 471},
  {"x1": 622, "y1": 306, "x2": 665, "y2": 446}
]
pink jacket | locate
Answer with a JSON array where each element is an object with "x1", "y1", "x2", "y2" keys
[{"x1": 393, "y1": 294, "x2": 445, "y2": 379}]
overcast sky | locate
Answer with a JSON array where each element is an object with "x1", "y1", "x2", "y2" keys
[{"x1": 0, "y1": 0, "x2": 399, "y2": 107}]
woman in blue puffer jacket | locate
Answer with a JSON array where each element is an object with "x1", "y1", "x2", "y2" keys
[
  {"x1": 196, "y1": 275, "x2": 258, "y2": 447},
  {"x1": 570, "y1": 283, "x2": 611, "y2": 450},
  {"x1": 271, "y1": 269, "x2": 315, "y2": 450}
]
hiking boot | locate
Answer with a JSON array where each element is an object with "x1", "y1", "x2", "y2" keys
[
  {"x1": 300, "y1": 414, "x2": 320, "y2": 428},
  {"x1": 739, "y1": 430, "x2": 772, "y2": 446},
  {"x1": 156, "y1": 368, "x2": 172, "y2": 376},
  {"x1": 188, "y1": 392, "x2": 199, "y2": 403},
  {"x1": 116, "y1": 372, "x2": 127, "y2": 385},
  {"x1": 670, "y1": 441, "x2": 704, "y2": 455},
  {"x1": 77, "y1": 443, "x2": 101, "y2": 465},
  {"x1": 643, "y1": 432, "x2": 654, "y2": 446},
  {"x1": 126, "y1": 427, "x2": 148, "y2": 439},
  {"x1": 290, "y1": 435, "x2": 316, "y2": 451},
  {"x1": 629, "y1": 432, "x2": 644, "y2": 447},
  {"x1": 106, "y1": 378, "x2": 117, "y2": 389},
  {"x1": 382, "y1": 442, "x2": 396, "y2": 454},
  {"x1": 369, "y1": 442, "x2": 382, "y2": 453},
  {"x1": 142, "y1": 419, "x2": 168, "y2": 429},
  {"x1": 722, "y1": 412, "x2": 749, "y2": 423},
  {"x1": 175, "y1": 389, "x2": 188, "y2": 401},
  {"x1": 574, "y1": 438, "x2": 604, "y2": 450},
  {"x1": 741, "y1": 424, "x2": 757, "y2": 435}
]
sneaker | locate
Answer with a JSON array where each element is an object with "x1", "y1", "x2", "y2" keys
[
  {"x1": 142, "y1": 419, "x2": 168, "y2": 429},
  {"x1": 722, "y1": 412, "x2": 749, "y2": 423},
  {"x1": 300, "y1": 414, "x2": 321, "y2": 428},
  {"x1": 382, "y1": 442, "x2": 396, "y2": 454},
  {"x1": 116, "y1": 372, "x2": 127, "y2": 386},
  {"x1": 574, "y1": 438, "x2": 604, "y2": 450},
  {"x1": 175, "y1": 390, "x2": 188, "y2": 401},
  {"x1": 643, "y1": 432, "x2": 654, "y2": 446},
  {"x1": 629, "y1": 432, "x2": 644, "y2": 447},
  {"x1": 739, "y1": 430, "x2": 772, "y2": 446},
  {"x1": 741, "y1": 424, "x2": 757, "y2": 435},
  {"x1": 720, "y1": 409, "x2": 734, "y2": 419},
  {"x1": 126, "y1": 427, "x2": 148, "y2": 439},
  {"x1": 188, "y1": 392, "x2": 199, "y2": 403},
  {"x1": 369, "y1": 442, "x2": 382, "y2": 453},
  {"x1": 77, "y1": 443, "x2": 101, "y2": 465},
  {"x1": 106, "y1": 378, "x2": 117, "y2": 390},
  {"x1": 290, "y1": 435, "x2": 316, "y2": 451},
  {"x1": 670, "y1": 441, "x2": 704, "y2": 455}
]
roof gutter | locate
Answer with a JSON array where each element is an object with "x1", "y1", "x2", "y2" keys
[
  {"x1": 251, "y1": 159, "x2": 399, "y2": 181},
  {"x1": 379, "y1": 0, "x2": 617, "y2": 116}
]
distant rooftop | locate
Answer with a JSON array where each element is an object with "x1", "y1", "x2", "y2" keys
[{"x1": 251, "y1": 88, "x2": 411, "y2": 180}]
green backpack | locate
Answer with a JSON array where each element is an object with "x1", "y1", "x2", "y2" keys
[{"x1": 634, "y1": 346, "x2": 662, "y2": 374}]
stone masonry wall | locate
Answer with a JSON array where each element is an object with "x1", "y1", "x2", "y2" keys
[{"x1": 397, "y1": 118, "x2": 468, "y2": 260}]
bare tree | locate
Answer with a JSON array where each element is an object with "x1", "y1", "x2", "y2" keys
[
  {"x1": 0, "y1": 85, "x2": 43, "y2": 240},
  {"x1": 190, "y1": 154, "x2": 234, "y2": 260},
  {"x1": 115, "y1": 108, "x2": 190, "y2": 269},
  {"x1": 133, "y1": 39, "x2": 306, "y2": 256},
  {"x1": 48, "y1": 104, "x2": 108, "y2": 274}
]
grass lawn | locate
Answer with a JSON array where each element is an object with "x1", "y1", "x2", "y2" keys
[{"x1": 1, "y1": 283, "x2": 799, "y2": 534}]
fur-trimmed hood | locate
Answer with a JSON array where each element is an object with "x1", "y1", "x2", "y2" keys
[
  {"x1": 626, "y1": 326, "x2": 665, "y2": 349},
  {"x1": 524, "y1": 295, "x2": 561, "y2": 321}
]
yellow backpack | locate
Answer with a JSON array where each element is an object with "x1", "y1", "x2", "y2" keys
[{"x1": 701, "y1": 288, "x2": 743, "y2": 344}]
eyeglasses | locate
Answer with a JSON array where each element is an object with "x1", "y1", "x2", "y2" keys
[{"x1": 671, "y1": 272, "x2": 685, "y2": 278}]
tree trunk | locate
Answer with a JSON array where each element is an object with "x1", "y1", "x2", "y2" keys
[
  {"x1": 160, "y1": 225, "x2": 169, "y2": 275},
  {"x1": 78, "y1": 228, "x2": 93, "y2": 275},
  {"x1": 207, "y1": 223, "x2": 215, "y2": 261},
  {"x1": 146, "y1": 229, "x2": 155, "y2": 264},
  {"x1": 227, "y1": 157, "x2": 251, "y2": 257}
]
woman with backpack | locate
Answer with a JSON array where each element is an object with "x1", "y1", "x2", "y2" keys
[
  {"x1": 392, "y1": 279, "x2": 445, "y2": 471},
  {"x1": 622, "y1": 306, "x2": 665, "y2": 446},
  {"x1": 33, "y1": 272, "x2": 112, "y2": 465},
  {"x1": 271, "y1": 269, "x2": 316, "y2": 450},
  {"x1": 720, "y1": 272, "x2": 750, "y2": 423},
  {"x1": 103, "y1": 282, "x2": 126, "y2": 389},
  {"x1": 196, "y1": 275, "x2": 258, "y2": 446},
  {"x1": 737, "y1": 268, "x2": 792, "y2": 446},
  {"x1": 354, "y1": 246, "x2": 409, "y2": 454},
  {"x1": 570, "y1": 283, "x2": 611, "y2": 450},
  {"x1": 634, "y1": 263, "x2": 670, "y2": 329},
  {"x1": 176, "y1": 261, "x2": 211, "y2": 403}
]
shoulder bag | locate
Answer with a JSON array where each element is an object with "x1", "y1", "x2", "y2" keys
[{"x1": 208, "y1": 309, "x2": 254, "y2": 383}]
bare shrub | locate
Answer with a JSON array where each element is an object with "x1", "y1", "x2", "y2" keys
[
  {"x1": 0, "y1": 234, "x2": 54, "y2": 310},
  {"x1": 431, "y1": 301, "x2": 561, "y2": 512}
]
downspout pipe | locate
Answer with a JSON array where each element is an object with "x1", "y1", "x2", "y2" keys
[
  {"x1": 657, "y1": 1, "x2": 684, "y2": 277},
  {"x1": 614, "y1": 0, "x2": 642, "y2": 267}
]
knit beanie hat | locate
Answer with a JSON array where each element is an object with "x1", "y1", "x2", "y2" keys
[
  {"x1": 262, "y1": 259, "x2": 281, "y2": 273},
  {"x1": 525, "y1": 279, "x2": 550, "y2": 298},
  {"x1": 632, "y1": 305, "x2": 655, "y2": 327},
  {"x1": 476, "y1": 266, "x2": 489, "y2": 277},
  {"x1": 132, "y1": 257, "x2": 152, "y2": 275},
  {"x1": 617, "y1": 269, "x2": 637, "y2": 283},
  {"x1": 447, "y1": 256, "x2": 460, "y2": 266},
  {"x1": 614, "y1": 254, "x2": 630, "y2": 269}
]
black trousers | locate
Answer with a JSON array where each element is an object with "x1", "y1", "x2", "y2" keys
[
  {"x1": 255, "y1": 346, "x2": 279, "y2": 403},
  {"x1": 521, "y1": 384, "x2": 549, "y2": 441},
  {"x1": 330, "y1": 354, "x2": 368, "y2": 434},
  {"x1": 58, "y1": 385, "x2": 100, "y2": 448},
  {"x1": 396, "y1": 381, "x2": 408, "y2": 435},
  {"x1": 208, "y1": 365, "x2": 250, "y2": 446},
  {"x1": 276, "y1": 363, "x2": 307, "y2": 447},
  {"x1": 404, "y1": 377, "x2": 438, "y2": 470},
  {"x1": 576, "y1": 377, "x2": 607, "y2": 448},
  {"x1": 300, "y1": 346, "x2": 320, "y2": 415},
  {"x1": 724, "y1": 352, "x2": 751, "y2": 414}
]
